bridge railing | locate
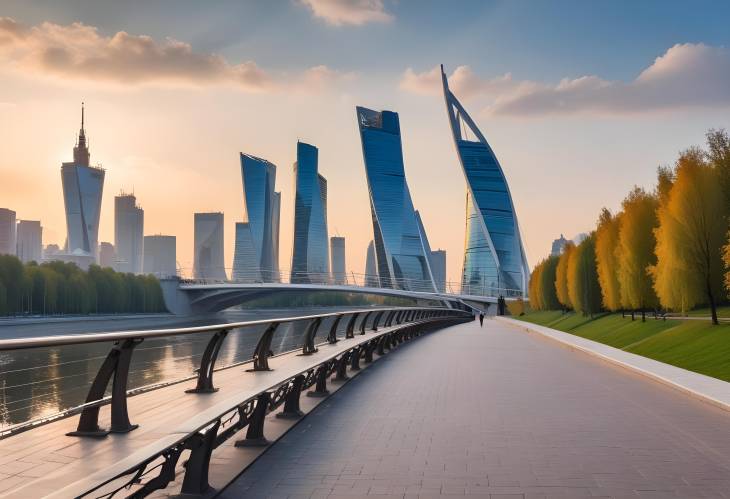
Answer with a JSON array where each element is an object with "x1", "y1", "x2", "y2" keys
[{"x1": 0, "y1": 306, "x2": 472, "y2": 497}]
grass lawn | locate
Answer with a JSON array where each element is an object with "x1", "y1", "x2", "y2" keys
[{"x1": 515, "y1": 311, "x2": 730, "y2": 382}]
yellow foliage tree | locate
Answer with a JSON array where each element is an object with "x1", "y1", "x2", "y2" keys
[
  {"x1": 594, "y1": 208, "x2": 622, "y2": 311},
  {"x1": 528, "y1": 261, "x2": 544, "y2": 311},
  {"x1": 616, "y1": 187, "x2": 659, "y2": 320},
  {"x1": 567, "y1": 234, "x2": 603, "y2": 316},
  {"x1": 555, "y1": 242, "x2": 575, "y2": 310},
  {"x1": 725, "y1": 229, "x2": 730, "y2": 294},
  {"x1": 651, "y1": 149, "x2": 728, "y2": 324}
]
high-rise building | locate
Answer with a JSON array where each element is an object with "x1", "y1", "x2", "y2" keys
[
  {"x1": 16, "y1": 220, "x2": 42, "y2": 263},
  {"x1": 356, "y1": 106, "x2": 436, "y2": 292},
  {"x1": 291, "y1": 142, "x2": 329, "y2": 284},
  {"x1": 99, "y1": 242, "x2": 115, "y2": 268},
  {"x1": 364, "y1": 240, "x2": 378, "y2": 287},
  {"x1": 0, "y1": 208, "x2": 17, "y2": 256},
  {"x1": 43, "y1": 244, "x2": 60, "y2": 261},
  {"x1": 194, "y1": 212, "x2": 226, "y2": 280},
  {"x1": 429, "y1": 249, "x2": 447, "y2": 293},
  {"x1": 414, "y1": 210, "x2": 439, "y2": 292},
  {"x1": 114, "y1": 193, "x2": 144, "y2": 274},
  {"x1": 441, "y1": 66, "x2": 529, "y2": 296},
  {"x1": 330, "y1": 236, "x2": 346, "y2": 285},
  {"x1": 143, "y1": 235, "x2": 176, "y2": 277},
  {"x1": 551, "y1": 234, "x2": 569, "y2": 256},
  {"x1": 232, "y1": 153, "x2": 279, "y2": 282},
  {"x1": 61, "y1": 103, "x2": 105, "y2": 261}
]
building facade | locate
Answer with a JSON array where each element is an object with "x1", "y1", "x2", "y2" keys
[
  {"x1": 194, "y1": 212, "x2": 226, "y2": 280},
  {"x1": 99, "y1": 242, "x2": 115, "y2": 268},
  {"x1": 16, "y1": 220, "x2": 42, "y2": 263},
  {"x1": 429, "y1": 249, "x2": 447, "y2": 293},
  {"x1": 330, "y1": 236, "x2": 346, "y2": 285},
  {"x1": 291, "y1": 142, "x2": 330, "y2": 283},
  {"x1": 232, "y1": 153, "x2": 280, "y2": 282},
  {"x1": 0, "y1": 208, "x2": 16, "y2": 256},
  {"x1": 440, "y1": 66, "x2": 529, "y2": 297},
  {"x1": 364, "y1": 240, "x2": 378, "y2": 287},
  {"x1": 61, "y1": 104, "x2": 105, "y2": 261},
  {"x1": 143, "y1": 235, "x2": 176, "y2": 277},
  {"x1": 550, "y1": 234, "x2": 569, "y2": 256},
  {"x1": 114, "y1": 193, "x2": 144, "y2": 274},
  {"x1": 356, "y1": 106, "x2": 436, "y2": 292}
]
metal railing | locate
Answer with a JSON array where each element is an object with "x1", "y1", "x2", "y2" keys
[{"x1": 0, "y1": 306, "x2": 473, "y2": 497}]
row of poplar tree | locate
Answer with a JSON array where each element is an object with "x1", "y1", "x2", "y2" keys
[
  {"x1": 529, "y1": 129, "x2": 730, "y2": 325},
  {"x1": 0, "y1": 255, "x2": 167, "y2": 315}
]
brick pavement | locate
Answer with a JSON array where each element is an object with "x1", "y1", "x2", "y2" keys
[{"x1": 220, "y1": 318, "x2": 730, "y2": 498}]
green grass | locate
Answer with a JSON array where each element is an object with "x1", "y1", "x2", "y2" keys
[
  {"x1": 516, "y1": 311, "x2": 730, "y2": 382},
  {"x1": 682, "y1": 305, "x2": 730, "y2": 318}
]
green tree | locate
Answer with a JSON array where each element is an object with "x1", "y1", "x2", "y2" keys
[
  {"x1": 725, "y1": 229, "x2": 730, "y2": 294},
  {"x1": 539, "y1": 255, "x2": 561, "y2": 310},
  {"x1": 567, "y1": 234, "x2": 602, "y2": 316}
]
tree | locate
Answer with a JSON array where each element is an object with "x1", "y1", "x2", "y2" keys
[
  {"x1": 539, "y1": 255, "x2": 561, "y2": 310},
  {"x1": 725, "y1": 229, "x2": 730, "y2": 294},
  {"x1": 706, "y1": 129, "x2": 730, "y2": 207},
  {"x1": 567, "y1": 234, "x2": 602, "y2": 316},
  {"x1": 555, "y1": 242, "x2": 575, "y2": 311},
  {"x1": 529, "y1": 261, "x2": 544, "y2": 310},
  {"x1": 594, "y1": 208, "x2": 622, "y2": 311},
  {"x1": 616, "y1": 187, "x2": 659, "y2": 320},
  {"x1": 651, "y1": 149, "x2": 728, "y2": 324}
]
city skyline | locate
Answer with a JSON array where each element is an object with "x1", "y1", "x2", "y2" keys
[{"x1": 1, "y1": 1, "x2": 730, "y2": 283}]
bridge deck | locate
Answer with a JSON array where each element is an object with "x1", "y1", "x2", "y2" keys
[{"x1": 222, "y1": 318, "x2": 730, "y2": 498}]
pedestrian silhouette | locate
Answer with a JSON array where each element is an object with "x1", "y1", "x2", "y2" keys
[{"x1": 479, "y1": 312, "x2": 484, "y2": 327}]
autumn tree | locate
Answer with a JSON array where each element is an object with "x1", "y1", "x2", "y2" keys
[
  {"x1": 567, "y1": 234, "x2": 602, "y2": 316},
  {"x1": 724, "y1": 230, "x2": 730, "y2": 294},
  {"x1": 555, "y1": 242, "x2": 575, "y2": 311},
  {"x1": 528, "y1": 261, "x2": 544, "y2": 310},
  {"x1": 539, "y1": 255, "x2": 561, "y2": 310},
  {"x1": 594, "y1": 208, "x2": 622, "y2": 311},
  {"x1": 616, "y1": 187, "x2": 659, "y2": 321}
]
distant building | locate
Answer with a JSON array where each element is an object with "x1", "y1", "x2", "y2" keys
[
  {"x1": 291, "y1": 142, "x2": 329, "y2": 284},
  {"x1": 99, "y1": 242, "x2": 115, "y2": 268},
  {"x1": 144, "y1": 235, "x2": 176, "y2": 278},
  {"x1": 194, "y1": 212, "x2": 226, "y2": 280},
  {"x1": 414, "y1": 210, "x2": 439, "y2": 292},
  {"x1": 43, "y1": 244, "x2": 60, "y2": 260},
  {"x1": 232, "y1": 153, "x2": 279, "y2": 282},
  {"x1": 573, "y1": 232, "x2": 588, "y2": 245},
  {"x1": 551, "y1": 234, "x2": 569, "y2": 256},
  {"x1": 430, "y1": 249, "x2": 447, "y2": 293},
  {"x1": 330, "y1": 236, "x2": 346, "y2": 285},
  {"x1": 0, "y1": 208, "x2": 17, "y2": 256},
  {"x1": 114, "y1": 193, "x2": 144, "y2": 274},
  {"x1": 364, "y1": 240, "x2": 378, "y2": 287},
  {"x1": 16, "y1": 220, "x2": 42, "y2": 263},
  {"x1": 61, "y1": 103, "x2": 104, "y2": 261}
]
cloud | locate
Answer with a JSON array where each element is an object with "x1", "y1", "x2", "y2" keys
[
  {"x1": 0, "y1": 17, "x2": 349, "y2": 92},
  {"x1": 401, "y1": 44, "x2": 730, "y2": 117},
  {"x1": 299, "y1": 0, "x2": 393, "y2": 26}
]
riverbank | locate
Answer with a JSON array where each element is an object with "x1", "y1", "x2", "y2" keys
[{"x1": 515, "y1": 311, "x2": 730, "y2": 382}]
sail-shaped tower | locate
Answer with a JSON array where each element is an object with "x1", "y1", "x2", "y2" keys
[{"x1": 440, "y1": 66, "x2": 529, "y2": 296}]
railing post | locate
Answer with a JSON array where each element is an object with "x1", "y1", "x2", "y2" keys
[
  {"x1": 327, "y1": 315, "x2": 342, "y2": 344},
  {"x1": 277, "y1": 375, "x2": 305, "y2": 419},
  {"x1": 371, "y1": 310, "x2": 385, "y2": 331},
  {"x1": 235, "y1": 391, "x2": 271, "y2": 447},
  {"x1": 67, "y1": 338, "x2": 142, "y2": 437},
  {"x1": 307, "y1": 363, "x2": 330, "y2": 397},
  {"x1": 376, "y1": 335, "x2": 386, "y2": 356},
  {"x1": 181, "y1": 420, "x2": 220, "y2": 495},
  {"x1": 248, "y1": 322, "x2": 279, "y2": 371},
  {"x1": 345, "y1": 312, "x2": 359, "y2": 339},
  {"x1": 186, "y1": 329, "x2": 228, "y2": 394},
  {"x1": 332, "y1": 351, "x2": 351, "y2": 383},
  {"x1": 364, "y1": 340, "x2": 375, "y2": 363},
  {"x1": 350, "y1": 345, "x2": 361, "y2": 371},
  {"x1": 359, "y1": 311, "x2": 373, "y2": 334},
  {"x1": 301, "y1": 317, "x2": 322, "y2": 355}
]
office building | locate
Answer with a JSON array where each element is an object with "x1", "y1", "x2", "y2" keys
[
  {"x1": 61, "y1": 103, "x2": 105, "y2": 261},
  {"x1": 143, "y1": 235, "x2": 176, "y2": 277},
  {"x1": 114, "y1": 193, "x2": 144, "y2": 274},
  {"x1": 364, "y1": 240, "x2": 378, "y2": 287},
  {"x1": 194, "y1": 212, "x2": 226, "y2": 280},
  {"x1": 441, "y1": 66, "x2": 529, "y2": 296},
  {"x1": 16, "y1": 220, "x2": 42, "y2": 263},
  {"x1": 0, "y1": 208, "x2": 16, "y2": 256},
  {"x1": 99, "y1": 242, "x2": 115, "y2": 268},
  {"x1": 330, "y1": 236, "x2": 346, "y2": 285},
  {"x1": 355, "y1": 106, "x2": 436, "y2": 292},
  {"x1": 291, "y1": 142, "x2": 329, "y2": 283},
  {"x1": 429, "y1": 249, "x2": 447, "y2": 293}
]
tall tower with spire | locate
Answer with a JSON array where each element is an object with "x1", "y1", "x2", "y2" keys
[{"x1": 61, "y1": 103, "x2": 105, "y2": 263}]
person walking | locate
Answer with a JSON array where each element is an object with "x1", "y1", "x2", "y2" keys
[{"x1": 479, "y1": 312, "x2": 484, "y2": 327}]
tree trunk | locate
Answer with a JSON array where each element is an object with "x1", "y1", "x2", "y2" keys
[
  {"x1": 707, "y1": 278, "x2": 718, "y2": 326},
  {"x1": 641, "y1": 308, "x2": 646, "y2": 322}
]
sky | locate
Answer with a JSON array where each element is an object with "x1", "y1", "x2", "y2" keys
[{"x1": 1, "y1": 0, "x2": 729, "y2": 283}]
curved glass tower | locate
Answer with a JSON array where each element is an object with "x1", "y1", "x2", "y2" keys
[
  {"x1": 356, "y1": 106, "x2": 436, "y2": 292},
  {"x1": 233, "y1": 153, "x2": 279, "y2": 282},
  {"x1": 440, "y1": 66, "x2": 529, "y2": 296},
  {"x1": 290, "y1": 142, "x2": 329, "y2": 284}
]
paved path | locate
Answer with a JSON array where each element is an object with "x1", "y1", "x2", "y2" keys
[{"x1": 221, "y1": 318, "x2": 730, "y2": 498}]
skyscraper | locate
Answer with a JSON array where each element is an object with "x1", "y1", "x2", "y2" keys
[
  {"x1": 330, "y1": 236, "x2": 346, "y2": 285},
  {"x1": 99, "y1": 242, "x2": 115, "y2": 268},
  {"x1": 355, "y1": 106, "x2": 436, "y2": 292},
  {"x1": 194, "y1": 212, "x2": 226, "y2": 280},
  {"x1": 414, "y1": 210, "x2": 439, "y2": 292},
  {"x1": 364, "y1": 240, "x2": 378, "y2": 287},
  {"x1": 0, "y1": 208, "x2": 16, "y2": 256},
  {"x1": 551, "y1": 234, "x2": 569, "y2": 256},
  {"x1": 232, "y1": 153, "x2": 279, "y2": 282},
  {"x1": 291, "y1": 142, "x2": 329, "y2": 284},
  {"x1": 61, "y1": 103, "x2": 105, "y2": 261},
  {"x1": 143, "y1": 235, "x2": 176, "y2": 277},
  {"x1": 440, "y1": 66, "x2": 529, "y2": 296},
  {"x1": 16, "y1": 220, "x2": 42, "y2": 263},
  {"x1": 429, "y1": 249, "x2": 447, "y2": 293},
  {"x1": 114, "y1": 193, "x2": 144, "y2": 274}
]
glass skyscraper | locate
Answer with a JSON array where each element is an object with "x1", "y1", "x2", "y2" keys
[
  {"x1": 356, "y1": 106, "x2": 436, "y2": 292},
  {"x1": 291, "y1": 142, "x2": 329, "y2": 284},
  {"x1": 440, "y1": 66, "x2": 529, "y2": 296},
  {"x1": 233, "y1": 153, "x2": 280, "y2": 282},
  {"x1": 114, "y1": 193, "x2": 144, "y2": 274},
  {"x1": 61, "y1": 104, "x2": 105, "y2": 261},
  {"x1": 194, "y1": 212, "x2": 226, "y2": 280}
]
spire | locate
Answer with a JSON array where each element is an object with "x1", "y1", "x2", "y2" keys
[{"x1": 73, "y1": 101, "x2": 90, "y2": 166}]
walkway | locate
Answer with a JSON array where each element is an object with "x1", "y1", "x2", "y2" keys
[{"x1": 221, "y1": 318, "x2": 730, "y2": 498}]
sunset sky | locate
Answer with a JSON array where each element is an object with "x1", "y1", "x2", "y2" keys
[{"x1": 1, "y1": 0, "x2": 729, "y2": 283}]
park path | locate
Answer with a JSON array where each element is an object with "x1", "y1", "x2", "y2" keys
[{"x1": 221, "y1": 318, "x2": 730, "y2": 498}]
